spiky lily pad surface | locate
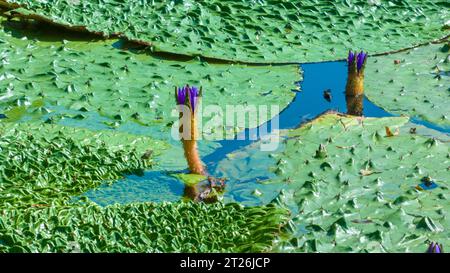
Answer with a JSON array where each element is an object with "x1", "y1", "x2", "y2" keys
[
  {"x1": 0, "y1": 20, "x2": 298, "y2": 132},
  {"x1": 365, "y1": 42, "x2": 450, "y2": 127},
  {"x1": 266, "y1": 114, "x2": 449, "y2": 252},
  {"x1": 2, "y1": 0, "x2": 449, "y2": 63}
]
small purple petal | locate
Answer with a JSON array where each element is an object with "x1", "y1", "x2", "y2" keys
[
  {"x1": 190, "y1": 86, "x2": 199, "y2": 111},
  {"x1": 176, "y1": 87, "x2": 186, "y2": 105},
  {"x1": 176, "y1": 85, "x2": 201, "y2": 110},
  {"x1": 356, "y1": 51, "x2": 367, "y2": 71},
  {"x1": 427, "y1": 242, "x2": 436, "y2": 253},
  {"x1": 427, "y1": 242, "x2": 442, "y2": 253},
  {"x1": 434, "y1": 244, "x2": 442, "y2": 253},
  {"x1": 348, "y1": 51, "x2": 355, "y2": 65}
]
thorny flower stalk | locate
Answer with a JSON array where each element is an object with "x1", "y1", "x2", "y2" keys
[{"x1": 175, "y1": 85, "x2": 205, "y2": 175}]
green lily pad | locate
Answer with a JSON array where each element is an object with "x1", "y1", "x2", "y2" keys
[
  {"x1": 365, "y1": 42, "x2": 450, "y2": 126},
  {"x1": 172, "y1": 173, "x2": 207, "y2": 186},
  {"x1": 0, "y1": 18, "x2": 299, "y2": 132},
  {"x1": 2, "y1": 0, "x2": 448, "y2": 63},
  {"x1": 268, "y1": 113, "x2": 449, "y2": 252}
]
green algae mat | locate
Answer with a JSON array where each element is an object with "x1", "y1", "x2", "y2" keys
[
  {"x1": 365, "y1": 42, "x2": 450, "y2": 127},
  {"x1": 261, "y1": 113, "x2": 449, "y2": 252},
  {"x1": 0, "y1": 121, "x2": 167, "y2": 207},
  {"x1": 0, "y1": 202, "x2": 288, "y2": 252},
  {"x1": 0, "y1": 122, "x2": 289, "y2": 252},
  {"x1": 0, "y1": 19, "x2": 299, "y2": 133},
  {"x1": 2, "y1": 0, "x2": 449, "y2": 63}
]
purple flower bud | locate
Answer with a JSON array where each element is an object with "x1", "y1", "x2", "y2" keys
[
  {"x1": 176, "y1": 86, "x2": 187, "y2": 105},
  {"x1": 426, "y1": 242, "x2": 443, "y2": 253},
  {"x1": 176, "y1": 85, "x2": 201, "y2": 111},
  {"x1": 189, "y1": 86, "x2": 199, "y2": 111},
  {"x1": 348, "y1": 51, "x2": 355, "y2": 65},
  {"x1": 347, "y1": 50, "x2": 367, "y2": 72},
  {"x1": 357, "y1": 51, "x2": 367, "y2": 71}
]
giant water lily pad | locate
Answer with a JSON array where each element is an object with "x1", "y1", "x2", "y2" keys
[
  {"x1": 0, "y1": 19, "x2": 299, "y2": 135},
  {"x1": 365, "y1": 42, "x2": 450, "y2": 127},
  {"x1": 1, "y1": 0, "x2": 449, "y2": 63},
  {"x1": 266, "y1": 113, "x2": 449, "y2": 252}
]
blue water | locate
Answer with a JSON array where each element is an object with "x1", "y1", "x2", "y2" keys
[{"x1": 281, "y1": 61, "x2": 392, "y2": 127}]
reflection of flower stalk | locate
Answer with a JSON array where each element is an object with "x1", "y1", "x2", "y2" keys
[
  {"x1": 175, "y1": 85, "x2": 205, "y2": 175},
  {"x1": 346, "y1": 51, "x2": 367, "y2": 116}
]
